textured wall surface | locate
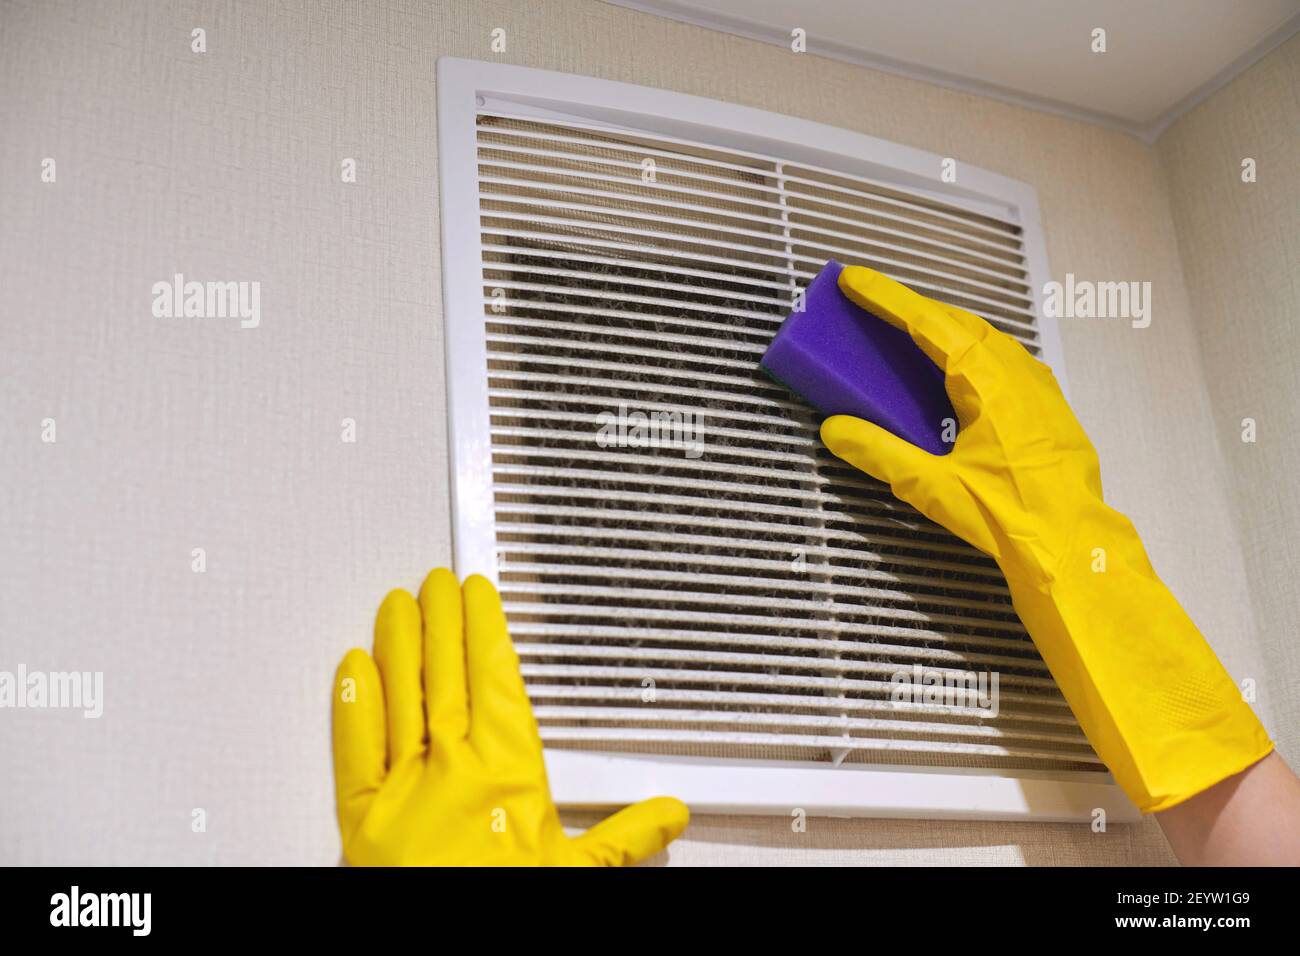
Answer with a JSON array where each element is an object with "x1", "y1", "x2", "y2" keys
[
  {"x1": 1158, "y1": 32, "x2": 1300, "y2": 767},
  {"x1": 1, "y1": 0, "x2": 1288, "y2": 865}
]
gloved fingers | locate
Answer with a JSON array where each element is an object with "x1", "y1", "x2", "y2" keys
[
  {"x1": 822, "y1": 415, "x2": 999, "y2": 554},
  {"x1": 1020, "y1": 347, "x2": 1068, "y2": 397},
  {"x1": 570, "y1": 797, "x2": 690, "y2": 866},
  {"x1": 331, "y1": 648, "x2": 387, "y2": 839},
  {"x1": 837, "y1": 265, "x2": 982, "y2": 374},
  {"x1": 372, "y1": 588, "x2": 427, "y2": 766},
  {"x1": 939, "y1": 301, "x2": 1003, "y2": 341},
  {"x1": 821, "y1": 414, "x2": 938, "y2": 490},
  {"x1": 419, "y1": 568, "x2": 470, "y2": 743},
  {"x1": 462, "y1": 574, "x2": 543, "y2": 765},
  {"x1": 946, "y1": 302, "x2": 1056, "y2": 387}
]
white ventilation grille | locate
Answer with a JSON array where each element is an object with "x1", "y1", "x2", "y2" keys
[
  {"x1": 438, "y1": 60, "x2": 1129, "y2": 819},
  {"x1": 472, "y1": 112, "x2": 1098, "y2": 775}
]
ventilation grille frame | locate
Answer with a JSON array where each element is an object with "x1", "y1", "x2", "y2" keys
[{"x1": 436, "y1": 57, "x2": 1135, "y2": 823}]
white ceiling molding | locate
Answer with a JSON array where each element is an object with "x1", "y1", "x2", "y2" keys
[
  {"x1": 1144, "y1": 13, "x2": 1300, "y2": 141},
  {"x1": 604, "y1": 0, "x2": 1300, "y2": 144}
]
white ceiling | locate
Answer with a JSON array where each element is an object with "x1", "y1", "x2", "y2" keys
[{"x1": 609, "y1": 0, "x2": 1300, "y2": 140}]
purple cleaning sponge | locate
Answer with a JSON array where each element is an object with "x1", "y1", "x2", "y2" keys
[{"x1": 760, "y1": 260, "x2": 956, "y2": 455}]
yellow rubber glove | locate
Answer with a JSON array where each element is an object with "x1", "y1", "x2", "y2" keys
[
  {"x1": 821, "y1": 266, "x2": 1272, "y2": 813},
  {"x1": 332, "y1": 568, "x2": 689, "y2": 864}
]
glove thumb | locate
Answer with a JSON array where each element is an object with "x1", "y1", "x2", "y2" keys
[
  {"x1": 821, "y1": 414, "x2": 937, "y2": 492},
  {"x1": 571, "y1": 797, "x2": 689, "y2": 866}
]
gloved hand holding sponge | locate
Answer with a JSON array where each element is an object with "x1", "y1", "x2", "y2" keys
[
  {"x1": 330, "y1": 262, "x2": 1279, "y2": 866},
  {"x1": 816, "y1": 265, "x2": 1273, "y2": 813}
]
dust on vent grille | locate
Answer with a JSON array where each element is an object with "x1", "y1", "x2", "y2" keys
[{"x1": 475, "y1": 112, "x2": 1100, "y2": 773}]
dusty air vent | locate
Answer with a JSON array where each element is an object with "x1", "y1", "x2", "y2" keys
[{"x1": 438, "y1": 59, "x2": 1131, "y2": 820}]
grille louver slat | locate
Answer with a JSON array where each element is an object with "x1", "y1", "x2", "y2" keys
[{"x1": 471, "y1": 111, "x2": 1099, "y2": 777}]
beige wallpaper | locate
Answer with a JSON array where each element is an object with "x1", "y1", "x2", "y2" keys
[
  {"x1": 1, "y1": 0, "x2": 1288, "y2": 865},
  {"x1": 1158, "y1": 32, "x2": 1300, "y2": 768}
]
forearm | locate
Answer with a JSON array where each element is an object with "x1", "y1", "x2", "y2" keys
[{"x1": 1157, "y1": 751, "x2": 1300, "y2": 866}]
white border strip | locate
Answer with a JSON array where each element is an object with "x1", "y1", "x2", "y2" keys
[{"x1": 547, "y1": 750, "x2": 1140, "y2": 822}]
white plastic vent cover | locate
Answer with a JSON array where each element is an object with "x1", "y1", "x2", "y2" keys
[{"x1": 438, "y1": 59, "x2": 1135, "y2": 822}]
